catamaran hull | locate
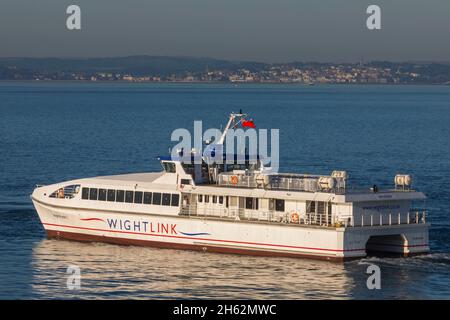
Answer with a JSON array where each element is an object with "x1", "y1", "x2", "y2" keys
[{"x1": 32, "y1": 198, "x2": 430, "y2": 262}]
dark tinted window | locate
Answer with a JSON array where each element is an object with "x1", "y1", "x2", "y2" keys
[
  {"x1": 310, "y1": 201, "x2": 316, "y2": 213},
  {"x1": 213, "y1": 195, "x2": 217, "y2": 203},
  {"x1": 89, "y1": 188, "x2": 98, "y2": 200},
  {"x1": 162, "y1": 162, "x2": 176, "y2": 173},
  {"x1": 107, "y1": 189, "x2": 116, "y2": 202},
  {"x1": 98, "y1": 189, "x2": 107, "y2": 201},
  {"x1": 134, "y1": 191, "x2": 143, "y2": 204},
  {"x1": 162, "y1": 193, "x2": 171, "y2": 206},
  {"x1": 275, "y1": 199, "x2": 285, "y2": 212},
  {"x1": 219, "y1": 196, "x2": 224, "y2": 204},
  {"x1": 125, "y1": 191, "x2": 134, "y2": 203},
  {"x1": 205, "y1": 195, "x2": 210, "y2": 203},
  {"x1": 181, "y1": 179, "x2": 191, "y2": 185},
  {"x1": 116, "y1": 190, "x2": 125, "y2": 202},
  {"x1": 246, "y1": 197, "x2": 254, "y2": 209},
  {"x1": 171, "y1": 194, "x2": 180, "y2": 207},
  {"x1": 143, "y1": 192, "x2": 152, "y2": 204},
  {"x1": 152, "y1": 192, "x2": 161, "y2": 205},
  {"x1": 198, "y1": 195, "x2": 203, "y2": 202},
  {"x1": 82, "y1": 188, "x2": 89, "y2": 200}
]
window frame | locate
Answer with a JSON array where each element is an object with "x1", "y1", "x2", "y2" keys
[
  {"x1": 82, "y1": 187, "x2": 89, "y2": 200},
  {"x1": 89, "y1": 188, "x2": 98, "y2": 200},
  {"x1": 143, "y1": 192, "x2": 152, "y2": 204},
  {"x1": 107, "y1": 189, "x2": 116, "y2": 202},
  {"x1": 116, "y1": 190, "x2": 125, "y2": 202},
  {"x1": 98, "y1": 188, "x2": 107, "y2": 201},
  {"x1": 162, "y1": 193, "x2": 171, "y2": 206},
  {"x1": 125, "y1": 191, "x2": 134, "y2": 203},
  {"x1": 275, "y1": 199, "x2": 285, "y2": 212},
  {"x1": 134, "y1": 191, "x2": 143, "y2": 204},
  {"x1": 152, "y1": 192, "x2": 162, "y2": 205},
  {"x1": 171, "y1": 194, "x2": 180, "y2": 207}
]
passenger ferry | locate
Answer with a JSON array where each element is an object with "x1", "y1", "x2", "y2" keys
[{"x1": 31, "y1": 112, "x2": 430, "y2": 261}]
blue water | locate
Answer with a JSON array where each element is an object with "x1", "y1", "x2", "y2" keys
[{"x1": 1, "y1": 82, "x2": 450, "y2": 299}]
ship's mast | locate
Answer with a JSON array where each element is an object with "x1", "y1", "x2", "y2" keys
[{"x1": 217, "y1": 111, "x2": 247, "y2": 145}]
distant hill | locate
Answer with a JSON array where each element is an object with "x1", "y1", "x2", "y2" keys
[{"x1": 0, "y1": 56, "x2": 266, "y2": 76}]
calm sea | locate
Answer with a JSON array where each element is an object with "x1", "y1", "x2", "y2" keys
[{"x1": 0, "y1": 82, "x2": 449, "y2": 299}]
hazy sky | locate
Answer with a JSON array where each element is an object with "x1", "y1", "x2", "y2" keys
[{"x1": 1, "y1": 0, "x2": 450, "y2": 62}]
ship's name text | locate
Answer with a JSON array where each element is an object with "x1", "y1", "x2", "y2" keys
[{"x1": 107, "y1": 218, "x2": 177, "y2": 235}]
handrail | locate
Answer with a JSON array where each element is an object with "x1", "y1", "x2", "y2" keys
[
  {"x1": 217, "y1": 172, "x2": 346, "y2": 193},
  {"x1": 179, "y1": 204, "x2": 427, "y2": 228}
]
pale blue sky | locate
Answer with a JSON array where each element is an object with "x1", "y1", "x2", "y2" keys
[{"x1": 1, "y1": 0, "x2": 449, "y2": 62}]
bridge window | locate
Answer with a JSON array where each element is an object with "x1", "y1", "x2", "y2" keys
[
  {"x1": 182, "y1": 163, "x2": 194, "y2": 175},
  {"x1": 107, "y1": 189, "x2": 116, "y2": 202},
  {"x1": 181, "y1": 179, "x2": 191, "y2": 185},
  {"x1": 152, "y1": 192, "x2": 162, "y2": 205},
  {"x1": 219, "y1": 196, "x2": 224, "y2": 204},
  {"x1": 98, "y1": 189, "x2": 107, "y2": 201},
  {"x1": 50, "y1": 185, "x2": 81, "y2": 199},
  {"x1": 116, "y1": 190, "x2": 125, "y2": 202},
  {"x1": 198, "y1": 195, "x2": 203, "y2": 203},
  {"x1": 89, "y1": 188, "x2": 98, "y2": 200},
  {"x1": 82, "y1": 187, "x2": 89, "y2": 200},
  {"x1": 171, "y1": 194, "x2": 180, "y2": 206},
  {"x1": 143, "y1": 192, "x2": 152, "y2": 204},
  {"x1": 205, "y1": 195, "x2": 210, "y2": 203},
  {"x1": 134, "y1": 191, "x2": 143, "y2": 204},
  {"x1": 125, "y1": 191, "x2": 134, "y2": 203},
  {"x1": 213, "y1": 196, "x2": 217, "y2": 203},
  {"x1": 162, "y1": 162, "x2": 176, "y2": 173}
]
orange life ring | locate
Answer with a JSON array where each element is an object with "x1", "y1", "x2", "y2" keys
[
  {"x1": 230, "y1": 175, "x2": 239, "y2": 185},
  {"x1": 291, "y1": 212, "x2": 299, "y2": 223}
]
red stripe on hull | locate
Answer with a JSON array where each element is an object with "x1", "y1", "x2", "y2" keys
[
  {"x1": 45, "y1": 229, "x2": 351, "y2": 262},
  {"x1": 43, "y1": 222, "x2": 365, "y2": 253}
]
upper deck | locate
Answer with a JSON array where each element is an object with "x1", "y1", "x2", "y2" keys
[{"x1": 212, "y1": 171, "x2": 425, "y2": 202}]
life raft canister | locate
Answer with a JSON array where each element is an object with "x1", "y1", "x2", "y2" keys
[
  {"x1": 291, "y1": 212, "x2": 299, "y2": 223},
  {"x1": 230, "y1": 175, "x2": 239, "y2": 185}
]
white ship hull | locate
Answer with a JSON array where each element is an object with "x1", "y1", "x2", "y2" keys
[
  {"x1": 33, "y1": 197, "x2": 430, "y2": 262},
  {"x1": 30, "y1": 113, "x2": 431, "y2": 261}
]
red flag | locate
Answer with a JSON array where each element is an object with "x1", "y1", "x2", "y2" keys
[{"x1": 242, "y1": 119, "x2": 256, "y2": 128}]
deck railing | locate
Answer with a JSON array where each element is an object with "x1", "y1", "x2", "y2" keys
[
  {"x1": 217, "y1": 172, "x2": 346, "y2": 193},
  {"x1": 341, "y1": 211, "x2": 427, "y2": 228},
  {"x1": 179, "y1": 205, "x2": 427, "y2": 228}
]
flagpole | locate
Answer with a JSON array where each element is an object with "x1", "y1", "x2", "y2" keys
[{"x1": 217, "y1": 112, "x2": 247, "y2": 145}]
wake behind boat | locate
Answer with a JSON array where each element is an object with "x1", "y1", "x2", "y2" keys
[{"x1": 31, "y1": 112, "x2": 429, "y2": 261}]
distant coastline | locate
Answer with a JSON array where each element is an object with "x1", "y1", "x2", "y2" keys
[
  {"x1": 1, "y1": 80, "x2": 449, "y2": 86},
  {"x1": 2, "y1": 56, "x2": 450, "y2": 85}
]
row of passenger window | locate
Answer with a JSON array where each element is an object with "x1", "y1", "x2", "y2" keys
[
  {"x1": 197, "y1": 194, "x2": 225, "y2": 205},
  {"x1": 81, "y1": 187, "x2": 179, "y2": 207},
  {"x1": 196, "y1": 194, "x2": 285, "y2": 212}
]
